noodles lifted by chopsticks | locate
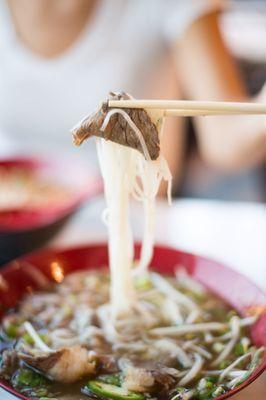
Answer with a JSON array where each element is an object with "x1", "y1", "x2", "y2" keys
[
  {"x1": 96, "y1": 105, "x2": 172, "y2": 317},
  {"x1": 72, "y1": 91, "x2": 172, "y2": 317}
]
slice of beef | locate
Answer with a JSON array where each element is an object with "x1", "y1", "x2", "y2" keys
[
  {"x1": 18, "y1": 346, "x2": 97, "y2": 383},
  {"x1": 72, "y1": 91, "x2": 160, "y2": 160}
]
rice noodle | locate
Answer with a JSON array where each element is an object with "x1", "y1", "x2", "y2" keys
[
  {"x1": 97, "y1": 109, "x2": 172, "y2": 316},
  {"x1": 70, "y1": 305, "x2": 94, "y2": 333},
  {"x1": 212, "y1": 316, "x2": 240, "y2": 367},
  {"x1": 150, "y1": 322, "x2": 227, "y2": 337},
  {"x1": 204, "y1": 320, "x2": 252, "y2": 344},
  {"x1": 23, "y1": 322, "x2": 52, "y2": 352},
  {"x1": 153, "y1": 339, "x2": 192, "y2": 368},
  {"x1": 227, "y1": 374, "x2": 247, "y2": 389},
  {"x1": 218, "y1": 351, "x2": 252, "y2": 382},
  {"x1": 205, "y1": 331, "x2": 232, "y2": 343},
  {"x1": 151, "y1": 273, "x2": 199, "y2": 311},
  {"x1": 184, "y1": 343, "x2": 212, "y2": 360},
  {"x1": 179, "y1": 353, "x2": 204, "y2": 386},
  {"x1": 175, "y1": 268, "x2": 206, "y2": 296},
  {"x1": 186, "y1": 309, "x2": 200, "y2": 324},
  {"x1": 113, "y1": 342, "x2": 148, "y2": 352},
  {"x1": 226, "y1": 347, "x2": 265, "y2": 388},
  {"x1": 97, "y1": 303, "x2": 118, "y2": 340},
  {"x1": 133, "y1": 300, "x2": 161, "y2": 327},
  {"x1": 203, "y1": 370, "x2": 247, "y2": 377},
  {"x1": 97, "y1": 140, "x2": 136, "y2": 317},
  {"x1": 162, "y1": 297, "x2": 184, "y2": 325},
  {"x1": 49, "y1": 327, "x2": 101, "y2": 348}
]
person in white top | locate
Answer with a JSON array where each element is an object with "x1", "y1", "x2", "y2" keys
[{"x1": 0, "y1": 0, "x2": 265, "y2": 193}]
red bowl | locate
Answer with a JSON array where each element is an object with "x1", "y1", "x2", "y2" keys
[
  {"x1": 0, "y1": 243, "x2": 265, "y2": 400},
  {"x1": 0, "y1": 157, "x2": 101, "y2": 232},
  {"x1": 0, "y1": 157, "x2": 102, "y2": 264}
]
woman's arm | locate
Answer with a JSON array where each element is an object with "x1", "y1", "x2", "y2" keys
[{"x1": 174, "y1": 11, "x2": 266, "y2": 171}]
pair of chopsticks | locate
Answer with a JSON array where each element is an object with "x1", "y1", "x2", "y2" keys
[{"x1": 108, "y1": 99, "x2": 266, "y2": 117}]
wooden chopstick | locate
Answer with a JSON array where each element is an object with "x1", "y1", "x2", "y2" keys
[
  {"x1": 108, "y1": 99, "x2": 266, "y2": 116},
  {"x1": 164, "y1": 109, "x2": 266, "y2": 117}
]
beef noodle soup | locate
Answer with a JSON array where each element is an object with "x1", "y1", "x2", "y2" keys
[
  {"x1": 0, "y1": 166, "x2": 71, "y2": 212},
  {"x1": 0, "y1": 92, "x2": 264, "y2": 400},
  {"x1": 0, "y1": 269, "x2": 263, "y2": 400}
]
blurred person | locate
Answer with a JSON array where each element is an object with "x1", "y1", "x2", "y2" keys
[{"x1": 0, "y1": 0, "x2": 265, "y2": 193}]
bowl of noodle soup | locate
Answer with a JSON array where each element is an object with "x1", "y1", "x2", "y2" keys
[
  {"x1": 0, "y1": 243, "x2": 265, "y2": 400},
  {"x1": 0, "y1": 157, "x2": 101, "y2": 264}
]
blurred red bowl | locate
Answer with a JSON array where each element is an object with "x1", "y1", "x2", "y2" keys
[
  {"x1": 0, "y1": 243, "x2": 265, "y2": 400},
  {"x1": 0, "y1": 157, "x2": 102, "y2": 264}
]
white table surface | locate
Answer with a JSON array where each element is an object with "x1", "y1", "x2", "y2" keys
[{"x1": 1, "y1": 197, "x2": 265, "y2": 399}]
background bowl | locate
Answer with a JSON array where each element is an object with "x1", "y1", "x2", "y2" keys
[
  {"x1": 0, "y1": 243, "x2": 265, "y2": 400},
  {"x1": 0, "y1": 157, "x2": 101, "y2": 265}
]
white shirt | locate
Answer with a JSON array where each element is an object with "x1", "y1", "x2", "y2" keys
[{"x1": 0, "y1": 0, "x2": 223, "y2": 165}]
